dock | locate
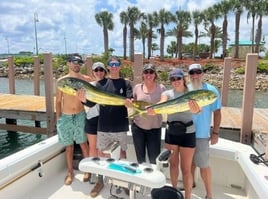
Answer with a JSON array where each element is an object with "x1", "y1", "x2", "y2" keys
[{"x1": 0, "y1": 93, "x2": 53, "y2": 135}]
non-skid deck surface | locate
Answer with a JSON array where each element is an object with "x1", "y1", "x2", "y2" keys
[{"x1": 28, "y1": 169, "x2": 247, "y2": 199}]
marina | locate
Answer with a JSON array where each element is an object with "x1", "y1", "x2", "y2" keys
[
  {"x1": 0, "y1": 54, "x2": 267, "y2": 143},
  {"x1": 0, "y1": 53, "x2": 268, "y2": 199}
]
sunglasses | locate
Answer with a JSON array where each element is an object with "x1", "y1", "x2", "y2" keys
[
  {"x1": 72, "y1": 60, "x2": 83, "y2": 66},
  {"x1": 189, "y1": 70, "x2": 202, "y2": 75},
  {"x1": 143, "y1": 69, "x2": 155, "y2": 74},
  {"x1": 170, "y1": 77, "x2": 182, "y2": 82},
  {"x1": 108, "y1": 62, "x2": 121, "y2": 67},
  {"x1": 94, "y1": 68, "x2": 105, "y2": 72}
]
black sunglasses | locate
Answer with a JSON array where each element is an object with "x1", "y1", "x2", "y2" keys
[
  {"x1": 94, "y1": 68, "x2": 105, "y2": 72},
  {"x1": 170, "y1": 76, "x2": 182, "y2": 82},
  {"x1": 189, "y1": 70, "x2": 202, "y2": 75},
  {"x1": 143, "y1": 69, "x2": 155, "y2": 74},
  {"x1": 72, "y1": 60, "x2": 83, "y2": 66}
]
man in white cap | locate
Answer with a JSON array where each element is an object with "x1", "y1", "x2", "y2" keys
[{"x1": 188, "y1": 63, "x2": 222, "y2": 199}]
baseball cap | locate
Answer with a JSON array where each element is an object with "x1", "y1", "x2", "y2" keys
[
  {"x1": 143, "y1": 64, "x2": 156, "y2": 72},
  {"x1": 169, "y1": 68, "x2": 184, "y2": 78},
  {"x1": 92, "y1": 62, "x2": 106, "y2": 71},
  {"x1": 67, "y1": 54, "x2": 84, "y2": 64},
  {"x1": 188, "y1": 63, "x2": 202, "y2": 72}
]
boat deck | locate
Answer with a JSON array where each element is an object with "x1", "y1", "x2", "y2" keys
[
  {"x1": 29, "y1": 168, "x2": 247, "y2": 199},
  {"x1": 1, "y1": 136, "x2": 266, "y2": 199}
]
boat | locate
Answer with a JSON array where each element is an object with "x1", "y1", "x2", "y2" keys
[{"x1": 0, "y1": 128, "x2": 268, "y2": 199}]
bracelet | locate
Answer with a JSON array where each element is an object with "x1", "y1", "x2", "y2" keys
[{"x1": 212, "y1": 132, "x2": 219, "y2": 135}]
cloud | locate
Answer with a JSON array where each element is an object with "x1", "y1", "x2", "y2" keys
[{"x1": 0, "y1": 0, "x2": 267, "y2": 56}]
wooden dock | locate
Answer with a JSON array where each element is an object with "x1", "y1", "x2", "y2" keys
[
  {"x1": 221, "y1": 107, "x2": 268, "y2": 133},
  {"x1": 0, "y1": 93, "x2": 54, "y2": 135}
]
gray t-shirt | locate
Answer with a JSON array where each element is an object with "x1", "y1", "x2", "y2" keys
[{"x1": 162, "y1": 89, "x2": 195, "y2": 134}]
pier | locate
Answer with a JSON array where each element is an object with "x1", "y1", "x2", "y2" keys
[{"x1": 0, "y1": 53, "x2": 267, "y2": 146}]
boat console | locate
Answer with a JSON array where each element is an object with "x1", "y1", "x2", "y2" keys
[{"x1": 79, "y1": 157, "x2": 166, "y2": 199}]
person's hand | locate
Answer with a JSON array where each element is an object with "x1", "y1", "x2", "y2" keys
[
  {"x1": 188, "y1": 99, "x2": 201, "y2": 114},
  {"x1": 76, "y1": 89, "x2": 86, "y2": 103},
  {"x1": 210, "y1": 133, "x2": 219, "y2": 145},
  {"x1": 125, "y1": 98, "x2": 134, "y2": 108},
  {"x1": 147, "y1": 107, "x2": 156, "y2": 115}
]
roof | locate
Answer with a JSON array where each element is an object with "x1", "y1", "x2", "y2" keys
[{"x1": 229, "y1": 40, "x2": 265, "y2": 46}]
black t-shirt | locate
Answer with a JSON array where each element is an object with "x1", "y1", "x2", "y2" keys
[{"x1": 96, "y1": 78, "x2": 133, "y2": 132}]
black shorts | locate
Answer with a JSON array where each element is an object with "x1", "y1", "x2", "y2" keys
[
  {"x1": 165, "y1": 130, "x2": 196, "y2": 148},
  {"x1": 84, "y1": 116, "x2": 98, "y2": 135}
]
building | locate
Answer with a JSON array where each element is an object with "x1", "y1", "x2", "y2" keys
[{"x1": 229, "y1": 40, "x2": 265, "y2": 59}]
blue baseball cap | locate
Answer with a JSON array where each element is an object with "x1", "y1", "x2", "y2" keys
[{"x1": 169, "y1": 68, "x2": 184, "y2": 78}]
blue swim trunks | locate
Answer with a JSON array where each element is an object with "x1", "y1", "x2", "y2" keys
[{"x1": 57, "y1": 111, "x2": 87, "y2": 146}]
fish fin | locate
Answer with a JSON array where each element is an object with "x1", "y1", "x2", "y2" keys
[{"x1": 127, "y1": 107, "x2": 145, "y2": 119}]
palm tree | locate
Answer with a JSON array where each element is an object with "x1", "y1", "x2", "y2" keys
[
  {"x1": 200, "y1": 25, "x2": 223, "y2": 57},
  {"x1": 120, "y1": 11, "x2": 129, "y2": 60},
  {"x1": 167, "y1": 41, "x2": 177, "y2": 58},
  {"x1": 151, "y1": 43, "x2": 159, "y2": 56},
  {"x1": 95, "y1": 11, "x2": 114, "y2": 54},
  {"x1": 174, "y1": 10, "x2": 192, "y2": 59},
  {"x1": 155, "y1": 9, "x2": 173, "y2": 61},
  {"x1": 231, "y1": 0, "x2": 244, "y2": 58},
  {"x1": 135, "y1": 22, "x2": 148, "y2": 58},
  {"x1": 245, "y1": 0, "x2": 260, "y2": 53},
  {"x1": 143, "y1": 13, "x2": 158, "y2": 59},
  {"x1": 203, "y1": 6, "x2": 220, "y2": 59},
  {"x1": 166, "y1": 26, "x2": 192, "y2": 58},
  {"x1": 127, "y1": 6, "x2": 143, "y2": 61},
  {"x1": 192, "y1": 10, "x2": 204, "y2": 57},
  {"x1": 255, "y1": 0, "x2": 268, "y2": 53},
  {"x1": 217, "y1": 0, "x2": 232, "y2": 57}
]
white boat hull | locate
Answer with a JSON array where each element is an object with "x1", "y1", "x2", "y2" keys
[{"x1": 0, "y1": 133, "x2": 267, "y2": 199}]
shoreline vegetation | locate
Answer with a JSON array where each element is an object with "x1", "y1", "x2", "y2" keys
[{"x1": 0, "y1": 58, "x2": 267, "y2": 91}]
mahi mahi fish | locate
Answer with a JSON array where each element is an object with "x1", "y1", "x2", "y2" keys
[
  {"x1": 128, "y1": 89, "x2": 217, "y2": 118},
  {"x1": 57, "y1": 76, "x2": 150, "y2": 109}
]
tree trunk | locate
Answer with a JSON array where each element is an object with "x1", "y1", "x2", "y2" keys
[
  {"x1": 103, "y1": 28, "x2": 109, "y2": 53},
  {"x1": 123, "y1": 26, "x2": 127, "y2": 60},
  {"x1": 255, "y1": 15, "x2": 262, "y2": 54},
  {"x1": 129, "y1": 23, "x2": 135, "y2": 61},
  {"x1": 234, "y1": 13, "x2": 240, "y2": 59},
  {"x1": 160, "y1": 25, "x2": 165, "y2": 61}
]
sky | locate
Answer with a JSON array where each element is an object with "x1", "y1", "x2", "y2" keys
[{"x1": 1, "y1": 0, "x2": 268, "y2": 57}]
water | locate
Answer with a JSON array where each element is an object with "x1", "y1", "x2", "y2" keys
[
  {"x1": 0, "y1": 78, "x2": 48, "y2": 159},
  {"x1": 0, "y1": 78, "x2": 267, "y2": 160}
]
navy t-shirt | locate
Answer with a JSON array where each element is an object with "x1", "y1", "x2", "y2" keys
[{"x1": 96, "y1": 78, "x2": 133, "y2": 132}]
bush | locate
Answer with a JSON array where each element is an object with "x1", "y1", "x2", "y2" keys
[
  {"x1": 202, "y1": 63, "x2": 219, "y2": 73},
  {"x1": 234, "y1": 62, "x2": 268, "y2": 75},
  {"x1": 158, "y1": 70, "x2": 169, "y2": 82},
  {"x1": 14, "y1": 57, "x2": 34, "y2": 67},
  {"x1": 120, "y1": 64, "x2": 133, "y2": 80},
  {"x1": 257, "y1": 62, "x2": 268, "y2": 74},
  {"x1": 234, "y1": 67, "x2": 245, "y2": 74}
]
